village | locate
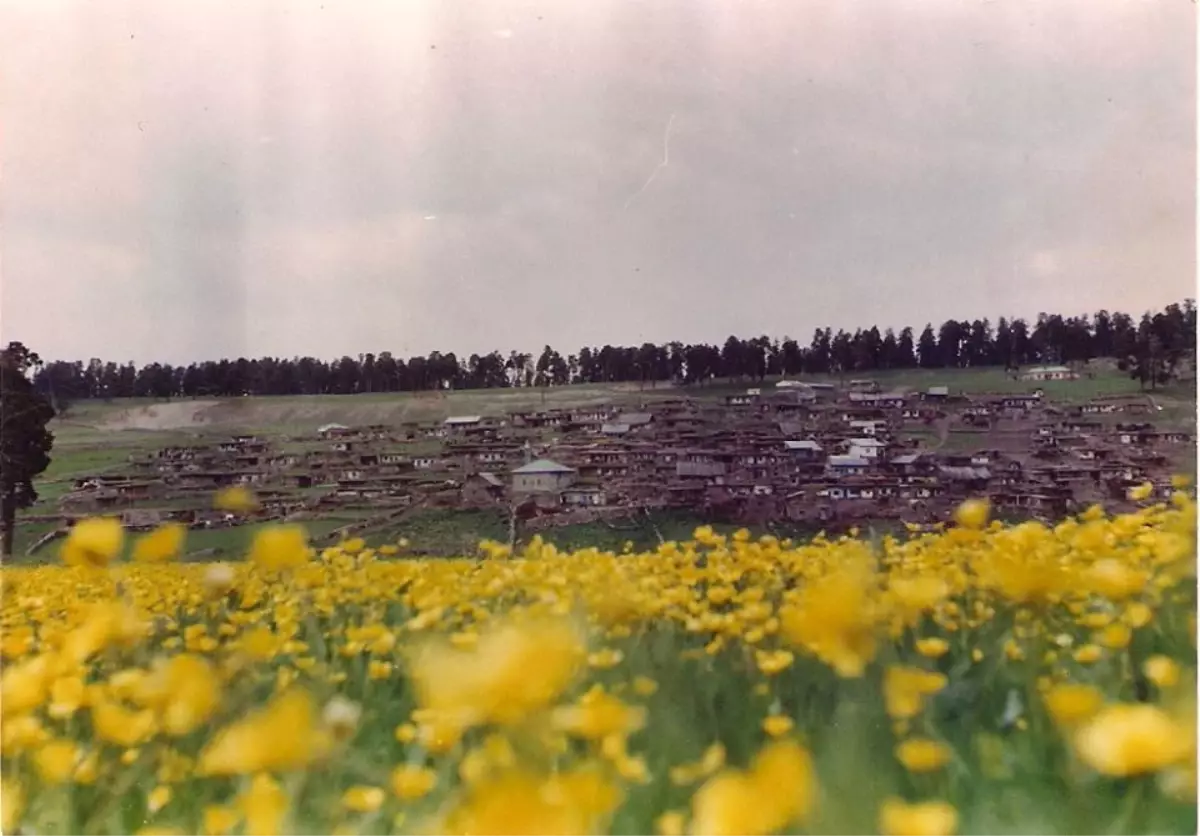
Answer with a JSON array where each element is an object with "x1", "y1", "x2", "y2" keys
[{"x1": 32, "y1": 370, "x2": 1194, "y2": 549}]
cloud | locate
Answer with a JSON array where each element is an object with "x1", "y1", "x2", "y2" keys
[{"x1": 0, "y1": 0, "x2": 1193, "y2": 364}]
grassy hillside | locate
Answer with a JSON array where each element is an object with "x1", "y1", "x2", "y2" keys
[{"x1": 49, "y1": 364, "x2": 1185, "y2": 439}]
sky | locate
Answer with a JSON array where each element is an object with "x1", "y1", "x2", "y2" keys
[{"x1": 1, "y1": 0, "x2": 1195, "y2": 366}]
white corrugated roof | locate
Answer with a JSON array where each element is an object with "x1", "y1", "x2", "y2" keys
[
  {"x1": 444, "y1": 415, "x2": 482, "y2": 424},
  {"x1": 784, "y1": 440, "x2": 822, "y2": 450},
  {"x1": 512, "y1": 458, "x2": 575, "y2": 474}
]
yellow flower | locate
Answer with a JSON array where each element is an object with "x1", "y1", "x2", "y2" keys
[
  {"x1": 632, "y1": 675, "x2": 659, "y2": 696},
  {"x1": 1128, "y1": 481, "x2": 1154, "y2": 501},
  {"x1": 74, "y1": 749, "x2": 100, "y2": 784},
  {"x1": 198, "y1": 689, "x2": 328, "y2": 775},
  {"x1": 440, "y1": 771, "x2": 591, "y2": 835},
  {"x1": 552, "y1": 687, "x2": 647, "y2": 741},
  {"x1": 214, "y1": 484, "x2": 261, "y2": 513},
  {"x1": 391, "y1": 765, "x2": 438, "y2": 800},
  {"x1": 342, "y1": 786, "x2": 385, "y2": 813},
  {"x1": 1073, "y1": 644, "x2": 1103, "y2": 664},
  {"x1": 61, "y1": 516, "x2": 125, "y2": 567},
  {"x1": 0, "y1": 653, "x2": 53, "y2": 718},
  {"x1": 915, "y1": 637, "x2": 950, "y2": 658},
  {"x1": 879, "y1": 797, "x2": 959, "y2": 836},
  {"x1": 1083, "y1": 559, "x2": 1147, "y2": 601},
  {"x1": 1123, "y1": 601, "x2": 1154, "y2": 628},
  {"x1": 48, "y1": 674, "x2": 87, "y2": 718},
  {"x1": 147, "y1": 785, "x2": 172, "y2": 814},
  {"x1": 238, "y1": 773, "x2": 289, "y2": 836},
  {"x1": 247, "y1": 524, "x2": 311, "y2": 571},
  {"x1": 1144, "y1": 656, "x2": 1181, "y2": 689},
  {"x1": 779, "y1": 565, "x2": 879, "y2": 678},
  {"x1": 1097, "y1": 623, "x2": 1131, "y2": 649},
  {"x1": 413, "y1": 708, "x2": 472, "y2": 754},
  {"x1": 656, "y1": 810, "x2": 687, "y2": 836},
  {"x1": 92, "y1": 700, "x2": 156, "y2": 748},
  {"x1": 143, "y1": 654, "x2": 222, "y2": 736},
  {"x1": 762, "y1": 714, "x2": 795, "y2": 738},
  {"x1": 954, "y1": 498, "x2": 990, "y2": 529},
  {"x1": 754, "y1": 648, "x2": 795, "y2": 675},
  {"x1": 689, "y1": 772, "x2": 775, "y2": 836},
  {"x1": 884, "y1": 667, "x2": 947, "y2": 719},
  {"x1": 459, "y1": 734, "x2": 519, "y2": 785},
  {"x1": 543, "y1": 765, "x2": 625, "y2": 823},
  {"x1": 34, "y1": 739, "x2": 79, "y2": 784},
  {"x1": 1044, "y1": 683, "x2": 1104, "y2": 728},
  {"x1": 2, "y1": 778, "x2": 24, "y2": 834},
  {"x1": 132, "y1": 523, "x2": 187, "y2": 563},
  {"x1": 409, "y1": 615, "x2": 584, "y2": 728},
  {"x1": 588, "y1": 648, "x2": 625, "y2": 669},
  {"x1": 690, "y1": 738, "x2": 816, "y2": 835},
  {"x1": 896, "y1": 738, "x2": 952, "y2": 773},
  {"x1": 202, "y1": 805, "x2": 241, "y2": 836},
  {"x1": 1074, "y1": 703, "x2": 1191, "y2": 776}
]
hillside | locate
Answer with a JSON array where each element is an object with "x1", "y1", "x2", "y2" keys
[{"x1": 51, "y1": 364, "x2": 1186, "y2": 438}]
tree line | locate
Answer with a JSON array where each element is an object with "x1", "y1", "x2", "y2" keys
[{"x1": 31, "y1": 301, "x2": 1196, "y2": 406}]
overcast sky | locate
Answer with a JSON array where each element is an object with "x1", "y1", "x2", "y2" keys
[{"x1": 1, "y1": 0, "x2": 1195, "y2": 365}]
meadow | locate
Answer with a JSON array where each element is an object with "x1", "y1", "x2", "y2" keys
[{"x1": 0, "y1": 484, "x2": 1196, "y2": 836}]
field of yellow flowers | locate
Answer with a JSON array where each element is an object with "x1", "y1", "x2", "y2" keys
[{"x1": 1, "y1": 485, "x2": 1197, "y2": 835}]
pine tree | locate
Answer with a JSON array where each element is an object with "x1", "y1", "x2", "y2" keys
[{"x1": 0, "y1": 342, "x2": 56, "y2": 558}]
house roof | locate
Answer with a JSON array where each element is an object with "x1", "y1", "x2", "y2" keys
[
  {"x1": 317, "y1": 423, "x2": 350, "y2": 433},
  {"x1": 478, "y1": 472, "x2": 504, "y2": 487},
  {"x1": 601, "y1": 423, "x2": 631, "y2": 434},
  {"x1": 939, "y1": 465, "x2": 991, "y2": 480},
  {"x1": 617, "y1": 412, "x2": 653, "y2": 425},
  {"x1": 927, "y1": 385, "x2": 950, "y2": 396},
  {"x1": 828, "y1": 455, "x2": 871, "y2": 467},
  {"x1": 849, "y1": 437, "x2": 887, "y2": 447},
  {"x1": 784, "y1": 440, "x2": 822, "y2": 451},
  {"x1": 512, "y1": 458, "x2": 575, "y2": 474},
  {"x1": 1023, "y1": 365, "x2": 1072, "y2": 373},
  {"x1": 444, "y1": 415, "x2": 482, "y2": 425}
]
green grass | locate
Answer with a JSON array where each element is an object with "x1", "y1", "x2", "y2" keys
[
  {"x1": 181, "y1": 519, "x2": 351, "y2": 558},
  {"x1": 9, "y1": 521, "x2": 63, "y2": 558}
]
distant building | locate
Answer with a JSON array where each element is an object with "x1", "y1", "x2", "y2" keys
[
  {"x1": 848, "y1": 437, "x2": 887, "y2": 459},
  {"x1": 783, "y1": 439, "x2": 823, "y2": 461},
  {"x1": 1019, "y1": 365, "x2": 1078, "y2": 382},
  {"x1": 826, "y1": 455, "x2": 871, "y2": 477},
  {"x1": 511, "y1": 459, "x2": 576, "y2": 495}
]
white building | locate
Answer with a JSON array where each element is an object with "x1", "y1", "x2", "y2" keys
[
  {"x1": 1019, "y1": 365, "x2": 1078, "y2": 382},
  {"x1": 847, "y1": 437, "x2": 887, "y2": 459}
]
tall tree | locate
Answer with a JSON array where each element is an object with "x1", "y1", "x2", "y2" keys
[
  {"x1": 917, "y1": 325, "x2": 939, "y2": 369},
  {"x1": 0, "y1": 343, "x2": 55, "y2": 558}
]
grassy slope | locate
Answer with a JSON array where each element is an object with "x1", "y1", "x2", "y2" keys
[
  {"x1": 18, "y1": 367, "x2": 1194, "y2": 561},
  {"x1": 55, "y1": 365, "x2": 1181, "y2": 436}
]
